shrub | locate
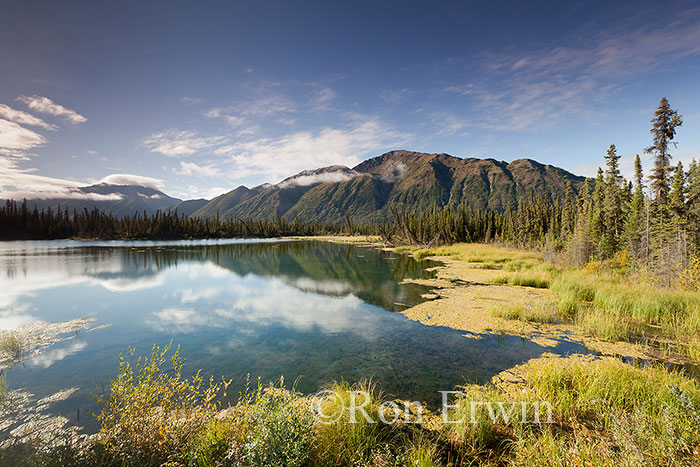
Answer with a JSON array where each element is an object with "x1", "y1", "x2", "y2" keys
[{"x1": 94, "y1": 342, "x2": 226, "y2": 466}]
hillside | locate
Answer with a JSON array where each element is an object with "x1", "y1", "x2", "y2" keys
[{"x1": 192, "y1": 150, "x2": 587, "y2": 223}]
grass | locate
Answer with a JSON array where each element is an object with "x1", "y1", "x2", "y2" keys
[
  {"x1": 394, "y1": 245, "x2": 459, "y2": 260},
  {"x1": 445, "y1": 355, "x2": 700, "y2": 466},
  {"x1": 431, "y1": 243, "x2": 700, "y2": 362},
  {"x1": 0, "y1": 331, "x2": 26, "y2": 362},
  {"x1": 4, "y1": 345, "x2": 700, "y2": 466},
  {"x1": 493, "y1": 272, "x2": 552, "y2": 289},
  {"x1": 490, "y1": 302, "x2": 561, "y2": 324},
  {"x1": 550, "y1": 269, "x2": 700, "y2": 360}
]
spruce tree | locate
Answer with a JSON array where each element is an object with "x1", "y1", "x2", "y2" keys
[
  {"x1": 645, "y1": 98, "x2": 683, "y2": 280},
  {"x1": 561, "y1": 181, "x2": 576, "y2": 240},
  {"x1": 624, "y1": 154, "x2": 645, "y2": 262},
  {"x1": 669, "y1": 161, "x2": 688, "y2": 265},
  {"x1": 646, "y1": 97, "x2": 683, "y2": 205},
  {"x1": 569, "y1": 179, "x2": 594, "y2": 265},
  {"x1": 589, "y1": 168, "x2": 606, "y2": 258},
  {"x1": 602, "y1": 144, "x2": 624, "y2": 257},
  {"x1": 687, "y1": 159, "x2": 700, "y2": 249}
]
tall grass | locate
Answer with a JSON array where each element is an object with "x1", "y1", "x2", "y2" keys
[
  {"x1": 493, "y1": 272, "x2": 552, "y2": 289},
  {"x1": 490, "y1": 302, "x2": 561, "y2": 324},
  {"x1": 551, "y1": 270, "x2": 700, "y2": 359}
]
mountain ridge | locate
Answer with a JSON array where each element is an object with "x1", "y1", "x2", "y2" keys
[
  {"x1": 192, "y1": 150, "x2": 588, "y2": 222},
  {"x1": 8, "y1": 150, "x2": 588, "y2": 222}
]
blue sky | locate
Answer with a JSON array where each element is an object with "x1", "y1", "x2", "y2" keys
[{"x1": 2, "y1": 0, "x2": 700, "y2": 200}]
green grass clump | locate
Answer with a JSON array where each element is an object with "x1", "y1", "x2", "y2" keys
[
  {"x1": 490, "y1": 302, "x2": 560, "y2": 324},
  {"x1": 0, "y1": 332, "x2": 26, "y2": 362},
  {"x1": 493, "y1": 271, "x2": 551, "y2": 289},
  {"x1": 93, "y1": 342, "x2": 228, "y2": 466},
  {"x1": 394, "y1": 246, "x2": 458, "y2": 260},
  {"x1": 312, "y1": 380, "x2": 402, "y2": 465},
  {"x1": 404, "y1": 435, "x2": 441, "y2": 467}
]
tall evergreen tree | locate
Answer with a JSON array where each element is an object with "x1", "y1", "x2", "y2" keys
[
  {"x1": 569, "y1": 179, "x2": 594, "y2": 265},
  {"x1": 669, "y1": 161, "x2": 689, "y2": 265},
  {"x1": 589, "y1": 168, "x2": 606, "y2": 258},
  {"x1": 624, "y1": 154, "x2": 646, "y2": 262},
  {"x1": 687, "y1": 158, "x2": 700, "y2": 249},
  {"x1": 646, "y1": 97, "x2": 682, "y2": 205},
  {"x1": 645, "y1": 98, "x2": 683, "y2": 280},
  {"x1": 602, "y1": 144, "x2": 624, "y2": 256},
  {"x1": 561, "y1": 181, "x2": 576, "y2": 240},
  {"x1": 669, "y1": 162, "x2": 687, "y2": 221}
]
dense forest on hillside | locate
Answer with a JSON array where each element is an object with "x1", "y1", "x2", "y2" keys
[{"x1": 2, "y1": 98, "x2": 698, "y2": 284}]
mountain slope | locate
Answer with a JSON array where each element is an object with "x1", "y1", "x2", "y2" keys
[
  {"x1": 195, "y1": 150, "x2": 587, "y2": 223},
  {"x1": 172, "y1": 199, "x2": 209, "y2": 216}
]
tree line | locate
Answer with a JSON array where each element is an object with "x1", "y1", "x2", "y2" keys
[{"x1": 0, "y1": 203, "x2": 351, "y2": 240}]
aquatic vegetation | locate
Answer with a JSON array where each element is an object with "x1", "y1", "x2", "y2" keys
[
  {"x1": 0, "y1": 333, "x2": 26, "y2": 363},
  {"x1": 0, "y1": 319, "x2": 99, "y2": 371}
]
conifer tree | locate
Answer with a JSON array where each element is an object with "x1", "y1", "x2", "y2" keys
[
  {"x1": 646, "y1": 97, "x2": 683, "y2": 206},
  {"x1": 602, "y1": 144, "x2": 624, "y2": 256},
  {"x1": 624, "y1": 155, "x2": 645, "y2": 261},
  {"x1": 569, "y1": 179, "x2": 594, "y2": 265},
  {"x1": 589, "y1": 168, "x2": 605, "y2": 258},
  {"x1": 687, "y1": 159, "x2": 700, "y2": 249},
  {"x1": 669, "y1": 161, "x2": 688, "y2": 265},
  {"x1": 645, "y1": 98, "x2": 683, "y2": 280},
  {"x1": 561, "y1": 181, "x2": 576, "y2": 240}
]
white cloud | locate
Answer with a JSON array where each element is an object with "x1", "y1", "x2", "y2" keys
[
  {"x1": 310, "y1": 87, "x2": 336, "y2": 110},
  {"x1": 214, "y1": 119, "x2": 409, "y2": 180},
  {"x1": 16, "y1": 95, "x2": 87, "y2": 124},
  {"x1": 204, "y1": 94, "x2": 296, "y2": 128},
  {"x1": 0, "y1": 118, "x2": 47, "y2": 152},
  {"x1": 142, "y1": 129, "x2": 226, "y2": 157},
  {"x1": 0, "y1": 104, "x2": 57, "y2": 130},
  {"x1": 180, "y1": 287, "x2": 221, "y2": 303},
  {"x1": 28, "y1": 341, "x2": 87, "y2": 368},
  {"x1": 380, "y1": 88, "x2": 413, "y2": 104},
  {"x1": 277, "y1": 170, "x2": 359, "y2": 188},
  {"x1": 100, "y1": 173, "x2": 165, "y2": 189},
  {"x1": 175, "y1": 161, "x2": 221, "y2": 177},
  {"x1": 180, "y1": 96, "x2": 202, "y2": 104},
  {"x1": 0, "y1": 158, "x2": 123, "y2": 200},
  {"x1": 444, "y1": 8, "x2": 700, "y2": 132}
]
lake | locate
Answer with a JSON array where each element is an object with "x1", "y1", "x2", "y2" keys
[{"x1": 0, "y1": 239, "x2": 584, "y2": 432}]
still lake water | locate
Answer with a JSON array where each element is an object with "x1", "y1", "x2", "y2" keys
[{"x1": 0, "y1": 239, "x2": 584, "y2": 432}]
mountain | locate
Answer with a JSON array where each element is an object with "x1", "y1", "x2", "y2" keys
[
  {"x1": 192, "y1": 150, "x2": 588, "y2": 223},
  {"x1": 22, "y1": 183, "x2": 184, "y2": 218},
  {"x1": 171, "y1": 198, "x2": 209, "y2": 216}
]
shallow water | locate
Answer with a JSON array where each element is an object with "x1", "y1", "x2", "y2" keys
[{"x1": 0, "y1": 239, "x2": 586, "y2": 432}]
